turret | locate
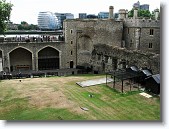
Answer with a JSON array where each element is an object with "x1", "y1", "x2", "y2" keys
[
  {"x1": 125, "y1": 10, "x2": 128, "y2": 18},
  {"x1": 154, "y1": 9, "x2": 159, "y2": 20}
]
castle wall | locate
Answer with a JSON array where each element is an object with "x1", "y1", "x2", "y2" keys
[
  {"x1": 64, "y1": 19, "x2": 123, "y2": 67},
  {"x1": 0, "y1": 42, "x2": 67, "y2": 71},
  {"x1": 91, "y1": 44, "x2": 160, "y2": 74},
  {"x1": 123, "y1": 18, "x2": 160, "y2": 53},
  {"x1": 0, "y1": 12, "x2": 160, "y2": 74}
]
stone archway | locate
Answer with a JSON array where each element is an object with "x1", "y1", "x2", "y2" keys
[
  {"x1": 9, "y1": 48, "x2": 32, "y2": 72},
  {"x1": 38, "y1": 47, "x2": 59, "y2": 70}
]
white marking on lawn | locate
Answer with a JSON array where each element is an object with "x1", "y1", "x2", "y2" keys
[
  {"x1": 139, "y1": 92, "x2": 152, "y2": 98},
  {"x1": 80, "y1": 107, "x2": 89, "y2": 111},
  {"x1": 76, "y1": 77, "x2": 113, "y2": 87}
]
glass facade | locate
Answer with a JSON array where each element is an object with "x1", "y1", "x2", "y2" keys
[
  {"x1": 98, "y1": 12, "x2": 109, "y2": 19},
  {"x1": 38, "y1": 12, "x2": 59, "y2": 30},
  {"x1": 55, "y1": 13, "x2": 74, "y2": 29}
]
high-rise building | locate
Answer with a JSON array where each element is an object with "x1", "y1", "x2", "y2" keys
[
  {"x1": 98, "y1": 12, "x2": 109, "y2": 19},
  {"x1": 38, "y1": 12, "x2": 59, "y2": 30},
  {"x1": 133, "y1": 1, "x2": 149, "y2": 10},
  {"x1": 79, "y1": 13, "x2": 87, "y2": 19},
  {"x1": 133, "y1": 1, "x2": 140, "y2": 8},
  {"x1": 87, "y1": 14, "x2": 98, "y2": 19},
  {"x1": 140, "y1": 4, "x2": 149, "y2": 10},
  {"x1": 55, "y1": 13, "x2": 74, "y2": 29}
]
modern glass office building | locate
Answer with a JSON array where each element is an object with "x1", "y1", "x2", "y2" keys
[
  {"x1": 55, "y1": 13, "x2": 74, "y2": 29},
  {"x1": 38, "y1": 12, "x2": 59, "y2": 30},
  {"x1": 98, "y1": 12, "x2": 109, "y2": 19}
]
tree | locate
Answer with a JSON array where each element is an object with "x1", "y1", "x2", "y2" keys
[
  {"x1": 128, "y1": 8, "x2": 151, "y2": 18},
  {"x1": 0, "y1": 0, "x2": 13, "y2": 33},
  {"x1": 138, "y1": 10, "x2": 151, "y2": 17}
]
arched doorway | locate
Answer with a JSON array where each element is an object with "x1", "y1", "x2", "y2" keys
[
  {"x1": 38, "y1": 47, "x2": 59, "y2": 70},
  {"x1": 70, "y1": 61, "x2": 74, "y2": 68},
  {"x1": 0, "y1": 50, "x2": 2, "y2": 71},
  {"x1": 9, "y1": 48, "x2": 32, "y2": 72}
]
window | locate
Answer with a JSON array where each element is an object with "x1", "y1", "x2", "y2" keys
[
  {"x1": 71, "y1": 51, "x2": 73, "y2": 55},
  {"x1": 105, "y1": 56, "x2": 108, "y2": 63},
  {"x1": 150, "y1": 29, "x2": 154, "y2": 35},
  {"x1": 71, "y1": 40, "x2": 73, "y2": 44},
  {"x1": 127, "y1": 28, "x2": 129, "y2": 34},
  {"x1": 130, "y1": 40, "x2": 133, "y2": 47},
  {"x1": 149, "y1": 43, "x2": 153, "y2": 48},
  {"x1": 70, "y1": 29, "x2": 73, "y2": 34}
]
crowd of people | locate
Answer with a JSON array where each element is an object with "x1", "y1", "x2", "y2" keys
[{"x1": 0, "y1": 35, "x2": 65, "y2": 43}]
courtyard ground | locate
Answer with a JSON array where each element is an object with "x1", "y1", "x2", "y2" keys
[{"x1": 0, "y1": 74, "x2": 160, "y2": 120}]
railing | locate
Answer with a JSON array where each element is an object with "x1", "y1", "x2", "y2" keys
[{"x1": 0, "y1": 35, "x2": 65, "y2": 43}]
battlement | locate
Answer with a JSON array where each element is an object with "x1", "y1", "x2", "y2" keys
[
  {"x1": 64, "y1": 18, "x2": 121, "y2": 23},
  {"x1": 124, "y1": 18, "x2": 160, "y2": 28}
]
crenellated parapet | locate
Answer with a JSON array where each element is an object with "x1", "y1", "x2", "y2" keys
[{"x1": 123, "y1": 18, "x2": 160, "y2": 28}]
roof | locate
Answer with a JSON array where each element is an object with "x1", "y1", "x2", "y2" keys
[
  {"x1": 130, "y1": 66, "x2": 139, "y2": 72},
  {"x1": 108, "y1": 69, "x2": 143, "y2": 80},
  {"x1": 152, "y1": 74, "x2": 160, "y2": 84},
  {"x1": 142, "y1": 70, "x2": 152, "y2": 76}
]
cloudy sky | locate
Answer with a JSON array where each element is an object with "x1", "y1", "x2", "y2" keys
[{"x1": 6, "y1": 0, "x2": 160, "y2": 24}]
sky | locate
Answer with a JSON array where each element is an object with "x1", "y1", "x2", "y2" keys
[{"x1": 6, "y1": 0, "x2": 160, "y2": 25}]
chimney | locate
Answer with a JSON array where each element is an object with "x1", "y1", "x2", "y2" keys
[
  {"x1": 133, "y1": 7, "x2": 138, "y2": 19},
  {"x1": 125, "y1": 10, "x2": 128, "y2": 18},
  {"x1": 154, "y1": 9, "x2": 159, "y2": 20},
  {"x1": 109, "y1": 6, "x2": 114, "y2": 19},
  {"x1": 118, "y1": 9, "x2": 126, "y2": 20}
]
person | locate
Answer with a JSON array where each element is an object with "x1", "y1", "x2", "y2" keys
[{"x1": 18, "y1": 71, "x2": 21, "y2": 78}]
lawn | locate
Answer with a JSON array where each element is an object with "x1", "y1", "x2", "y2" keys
[{"x1": 0, "y1": 74, "x2": 160, "y2": 120}]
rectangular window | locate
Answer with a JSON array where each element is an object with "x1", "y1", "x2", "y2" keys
[
  {"x1": 70, "y1": 29, "x2": 73, "y2": 34},
  {"x1": 71, "y1": 40, "x2": 73, "y2": 44},
  {"x1": 71, "y1": 51, "x2": 73, "y2": 55},
  {"x1": 149, "y1": 43, "x2": 153, "y2": 48},
  {"x1": 105, "y1": 56, "x2": 108, "y2": 63},
  {"x1": 128, "y1": 28, "x2": 129, "y2": 34},
  {"x1": 130, "y1": 40, "x2": 133, "y2": 47},
  {"x1": 150, "y1": 29, "x2": 154, "y2": 35}
]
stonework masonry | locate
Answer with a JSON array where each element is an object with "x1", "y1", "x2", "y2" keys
[
  {"x1": 0, "y1": 7, "x2": 160, "y2": 74},
  {"x1": 0, "y1": 41, "x2": 67, "y2": 72},
  {"x1": 64, "y1": 19, "x2": 123, "y2": 68},
  {"x1": 123, "y1": 18, "x2": 160, "y2": 53}
]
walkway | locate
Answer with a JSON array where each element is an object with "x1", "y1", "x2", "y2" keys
[{"x1": 76, "y1": 77, "x2": 113, "y2": 87}]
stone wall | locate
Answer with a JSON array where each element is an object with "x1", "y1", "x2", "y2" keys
[
  {"x1": 0, "y1": 41, "x2": 67, "y2": 71},
  {"x1": 123, "y1": 18, "x2": 160, "y2": 53},
  {"x1": 63, "y1": 19, "x2": 123, "y2": 67},
  {"x1": 91, "y1": 44, "x2": 160, "y2": 74}
]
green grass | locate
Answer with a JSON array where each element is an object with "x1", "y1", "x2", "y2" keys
[
  {"x1": 64, "y1": 80, "x2": 160, "y2": 120},
  {"x1": 0, "y1": 98, "x2": 85, "y2": 120},
  {"x1": 0, "y1": 74, "x2": 160, "y2": 120}
]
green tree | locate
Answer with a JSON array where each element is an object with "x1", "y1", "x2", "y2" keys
[
  {"x1": 128, "y1": 8, "x2": 151, "y2": 18},
  {"x1": 138, "y1": 10, "x2": 151, "y2": 17},
  {"x1": 0, "y1": 0, "x2": 13, "y2": 33}
]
